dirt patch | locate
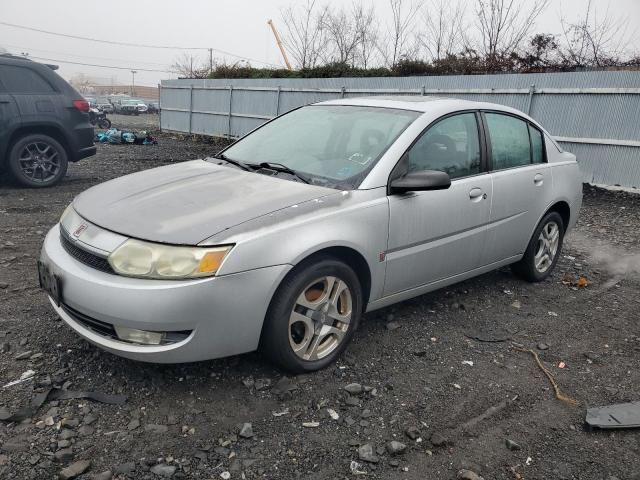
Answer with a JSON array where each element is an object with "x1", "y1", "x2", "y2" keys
[{"x1": 0, "y1": 125, "x2": 638, "y2": 479}]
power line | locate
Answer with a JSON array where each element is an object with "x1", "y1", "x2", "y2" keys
[
  {"x1": 27, "y1": 56, "x2": 175, "y2": 73},
  {"x1": 0, "y1": 21, "x2": 280, "y2": 67},
  {"x1": 2, "y1": 43, "x2": 172, "y2": 68}
]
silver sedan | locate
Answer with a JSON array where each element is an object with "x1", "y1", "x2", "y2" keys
[{"x1": 38, "y1": 97, "x2": 582, "y2": 372}]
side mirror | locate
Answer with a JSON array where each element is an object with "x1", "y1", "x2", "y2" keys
[{"x1": 389, "y1": 170, "x2": 451, "y2": 194}]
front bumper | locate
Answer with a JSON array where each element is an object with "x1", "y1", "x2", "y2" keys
[{"x1": 40, "y1": 227, "x2": 291, "y2": 363}]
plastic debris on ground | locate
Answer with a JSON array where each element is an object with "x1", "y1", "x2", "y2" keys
[
  {"x1": 585, "y1": 401, "x2": 640, "y2": 429},
  {"x1": 95, "y1": 128, "x2": 157, "y2": 145}
]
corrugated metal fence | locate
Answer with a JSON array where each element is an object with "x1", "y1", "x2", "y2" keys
[{"x1": 159, "y1": 71, "x2": 640, "y2": 188}]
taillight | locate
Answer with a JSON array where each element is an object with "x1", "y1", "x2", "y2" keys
[{"x1": 73, "y1": 100, "x2": 90, "y2": 112}]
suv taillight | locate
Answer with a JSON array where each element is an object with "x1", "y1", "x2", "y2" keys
[{"x1": 73, "y1": 100, "x2": 90, "y2": 112}]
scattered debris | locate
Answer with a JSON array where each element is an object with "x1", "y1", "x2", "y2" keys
[
  {"x1": 558, "y1": 361, "x2": 566, "y2": 369},
  {"x1": 585, "y1": 401, "x2": 640, "y2": 429},
  {"x1": 512, "y1": 345, "x2": 577, "y2": 406},
  {"x1": 561, "y1": 274, "x2": 590, "y2": 288},
  {"x1": 548, "y1": 311, "x2": 559, "y2": 317},
  {"x1": 461, "y1": 396, "x2": 517, "y2": 431},
  {"x1": 2, "y1": 369, "x2": 35, "y2": 388},
  {"x1": 272, "y1": 408, "x2": 290, "y2": 417},
  {"x1": 95, "y1": 128, "x2": 157, "y2": 145},
  {"x1": 405, "y1": 426, "x2": 421, "y2": 440},
  {"x1": 464, "y1": 330, "x2": 511, "y2": 343},
  {"x1": 350, "y1": 460, "x2": 367, "y2": 475},
  {"x1": 505, "y1": 439, "x2": 521, "y2": 451},
  {"x1": 537, "y1": 343, "x2": 550, "y2": 351},
  {"x1": 220, "y1": 472, "x2": 231, "y2": 480},
  {"x1": 302, "y1": 421, "x2": 320, "y2": 428},
  {"x1": 511, "y1": 300, "x2": 522, "y2": 309},
  {"x1": 453, "y1": 384, "x2": 462, "y2": 390},
  {"x1": 327, "y1": 408, "x2": 340, "y2": 420},
  {"x1": 462, "y1": 360, "x2": 474, "y2": 367},
  {"x1": 0, "y1": 388, "x2": 127, "y2": 423}
]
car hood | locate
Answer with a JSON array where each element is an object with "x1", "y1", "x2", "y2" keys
[{"x1": 73, "y1": 160, "x2": 337, "y2": 245}]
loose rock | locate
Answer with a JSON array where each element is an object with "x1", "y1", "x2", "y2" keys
[
  {"x1": 344, "y1": 383, "x2": 363, "y2": 395},
  {"x1": 238, "y1": 422, "x2": 254, "y2": 438},
  {"x1": 505, "y1": 439, "x2": 521, "y2": 451},
  {"x1": 150, "y1": 463, "x2": 176, "y2": 477},
  {"x1": 59, "y1": 460, "x2": 91, "y2": 479},
  {"x1": 358, "y1": 443, "x2": 379, "y2": 463},
  {"x1": 386, "y1": 440, "x2": 407, "y2": 455},
  {"x1": 458, "y1": 469, "x2": 485, "y2": 480}
]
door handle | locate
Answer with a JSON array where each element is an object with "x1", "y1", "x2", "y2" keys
[
  {"x1": 534, "y1": 173, "x2": 544, "y2": 185},
  {"x1": 469, "y1": 188, "x2": 486, "y2": 202}
]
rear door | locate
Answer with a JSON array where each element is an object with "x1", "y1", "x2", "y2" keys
[
  {"x1": 0, "y1": 64, "x2": 61, "y2": 127},
  {"x1": 483, "y1": 111, "x2": 553, "y2": 264},
  {"x1": 0, "y1": 70, "x2": 21, "y2": 162},
  {"x1": 385, "y1": 112, "x2": 492, "y2": 295}
]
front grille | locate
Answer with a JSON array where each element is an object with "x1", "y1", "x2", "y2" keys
[
  {"x1": 61, "y1": 233, "x2": 114, "y2": 274},
  {"x1": 62, "y1": 303, "x2": 118, "y2": 339}
]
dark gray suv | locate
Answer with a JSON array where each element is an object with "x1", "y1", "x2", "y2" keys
[{"x1": 0, "y1": 55, "x2": 96, "y2": 187}]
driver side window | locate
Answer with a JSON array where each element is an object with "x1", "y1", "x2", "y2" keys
[{"x1": 406, "y1": 113, "x2": 481, "y2": 179}]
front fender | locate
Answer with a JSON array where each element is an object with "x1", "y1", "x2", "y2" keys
[{"x1": 206, "y1": 188, "x2": 390, "y2": 303}]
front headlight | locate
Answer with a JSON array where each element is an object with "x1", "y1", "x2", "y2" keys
[
  {"x1": 108, "y1": 239, "x2": 233, "y2": 279},
  {"x1": 60, "y1": 203, "x2": 74, "y2": 223}
]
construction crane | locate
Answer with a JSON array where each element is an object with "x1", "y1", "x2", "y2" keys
[{"x1": 267, "y1": 19, "x2": 293, "y2": 71}]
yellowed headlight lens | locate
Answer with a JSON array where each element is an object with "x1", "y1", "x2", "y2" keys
[{"x1": 108, "y1": 240, "x2": 233, "y2": 279}]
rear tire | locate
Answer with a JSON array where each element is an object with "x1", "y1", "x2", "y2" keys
[
  {"x1": 511, "y1": 211, "x2": 565, "y2": 282},
  {"x1": 98, "y1": 118, "x2": 112, "y2": 129},
  {"x1": 8, "y1": 134, "x2": 68, "y2": 188},
  {"x1": 260, "y1": 256, "x2": 362, "y2": 373}
]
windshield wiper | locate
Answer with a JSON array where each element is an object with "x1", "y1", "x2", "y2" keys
[
  {"x1": 213, "y1": 153, "x2": 252, "y2": 171},
  {"x1": 258, "y1": 162, "x2": 310, "y2": 184}
]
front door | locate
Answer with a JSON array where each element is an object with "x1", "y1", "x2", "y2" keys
[{"x1": 384, "y1": 112, "x2": 492, "y2": 296}]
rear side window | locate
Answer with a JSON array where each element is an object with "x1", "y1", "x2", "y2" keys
[
  {"x1": 529, "y1": 125, "x2": 545, "y2": 163},
  {"x1": 406, "y1": 113, "x2": 481, "y2": 179},
  {"x1": 0, "y1": 65, "x2": 55, "y2": 94},
  {"x1": 485, "y1": 113, "x2": 531, "y2": 170}
]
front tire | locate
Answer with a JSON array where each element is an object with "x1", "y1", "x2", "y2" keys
[
  {"x1": 98, "y1": 118, "x2": 112, "y2": 129},
  {"x1": 8, "y1": 134, "x2": 68, "y2": 188},
  {"x1": 512, "y1": 211, "x2": 564, "y2": 282},
  {"x1": 260, "y1": 257, "x2": 363, "y2": 373}
]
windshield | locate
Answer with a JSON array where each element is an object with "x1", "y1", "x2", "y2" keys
[{"x1": 220, "y1": 105, "x2": 420, "y2": 189}]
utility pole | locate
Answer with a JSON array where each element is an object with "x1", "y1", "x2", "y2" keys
[
  {"x1": 267, "y1": 19, "x2": 292, "y2": 70},
  {"x1": 130, "y1": 70, "x2": 137, "y2": 96},
  {"x1": 208, "y1": 48, "x2": 213, "y2": 76}
]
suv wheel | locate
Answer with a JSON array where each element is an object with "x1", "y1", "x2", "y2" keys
[
  {"x1": 8, "y1": 134, "x2": 68, "y2": 188},
  {"x1": 260, "y1": 257, "x2": 362, "y2": 373}
]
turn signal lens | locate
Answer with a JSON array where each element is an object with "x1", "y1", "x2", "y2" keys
[
  {"x1": 198, "y1": 250, "x2": 228, "y2": 273},
  {"x1": 108, "y1": 239, "x2": 233, "y2": 279}
]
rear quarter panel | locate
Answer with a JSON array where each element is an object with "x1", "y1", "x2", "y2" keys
[{"x1": 547, "y1": 137, "x2": 582, "y2": 233}]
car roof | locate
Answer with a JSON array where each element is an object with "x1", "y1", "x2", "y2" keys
[{"x1": 315, "y1": 95, "x2": 527, "y2": 117}]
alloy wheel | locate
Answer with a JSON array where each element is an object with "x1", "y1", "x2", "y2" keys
[
  {"x1": 18, "y1": 141, "x2": 61, "y2": 184},
  {"x1": 288, "y1": 276, "x2": 353, "y2": 361},
  {"x1": 534, "y1": 221, "x2": 560, "y2": 273}
]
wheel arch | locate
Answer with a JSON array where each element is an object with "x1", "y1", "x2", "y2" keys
[
  {"x1": 544, "y1": 200, "x2": 571, "y2": 231},
  {"x1": 297, "y1": 246, "x2": 373, "y2": 308},
  {"x1": 5, "y1": 124, "x2": 71, "y2": 165}
]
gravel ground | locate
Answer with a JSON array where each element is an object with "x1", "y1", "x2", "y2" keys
[{"x1": 0, "y1": 117, "x2": 639, "y2": 480}]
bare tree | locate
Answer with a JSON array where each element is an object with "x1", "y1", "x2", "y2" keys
[
  {"x1": 474, "y1": 0, "x2": 550, "y2": 61},
  {"x1": 378, "y1": 0, "x2": 421, "y2": 68},
  {"x1": 352, "y1": 2, "x2": 379, "y2": 68},
  {"x1": 280, "y1": 0, "x2": 328, "y2": 69},
  {"x1": 322, "y1": 2, "x2": 378, "y2": 66},
  {"x1": 171, "y1": 53, "x2": 206, "y2": 78},
  {"x1": 417, "y1": 0, "x2": 465, "y2": 62},
  {"x1": 559, "y1": 0, "x2": 631, "y2": 67}
]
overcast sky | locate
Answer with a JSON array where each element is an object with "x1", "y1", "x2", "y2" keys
[{"x1": 1, "y1": 0, "x2": 638, "y2": 86}]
